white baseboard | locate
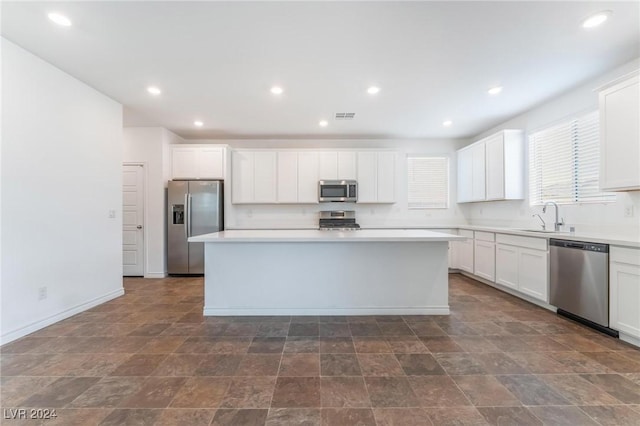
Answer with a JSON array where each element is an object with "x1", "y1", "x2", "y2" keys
[
  {"x1": 619, "y1": 332, "x2": 640, "y2": 348},
  {"x1": 144, "y1": 272, "x2": 167, "y2": 279},
  {"x1": 0, "y1": 287, "x2": 125, "y2": 345},
  {"x1": 457, "y1": 271, "x2": 556, "y2": 312},
  {"x1": 203, "y1": 306, "x2": 450, "y2": 316}
]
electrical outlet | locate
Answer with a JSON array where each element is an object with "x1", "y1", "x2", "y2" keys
[
  {"x1": 38, "y1": 286, "x2": 47, "y2": 301},
  {"x1": 624, "y1": 205, "x2": 634, "y2": 217},
  {"x1": 108, "y1": 210, "x2": 116, "y2": 219}
]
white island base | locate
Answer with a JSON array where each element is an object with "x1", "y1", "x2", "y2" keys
[{"x1": 189, "y1": 230, "x2": 464, "y2": 316}]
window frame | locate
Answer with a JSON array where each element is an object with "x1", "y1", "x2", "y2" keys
[{"x1": 406, "y1": 154, "x2": 450, "y2": 209}]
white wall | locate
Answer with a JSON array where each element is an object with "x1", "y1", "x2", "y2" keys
[
  {"x1": 184, "y1": 138, "x2": 469, "y2": 229},
  {"x1": 1, "y1": 39, "x2": 124, "y2": 344},
  {"x1": 461, "y1": 58, "x2": 640, "y2": 239},
  {"x1": 123, "y1": 127, "x2": 183, "y2": 277}
]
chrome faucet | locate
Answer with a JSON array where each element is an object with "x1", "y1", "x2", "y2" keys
[
  {"x1": 532, "y1": 214, "x2": 546, "y2": 230},
  {"x1": 543, "y1": 201, "x2": 564, "y2": 232}
]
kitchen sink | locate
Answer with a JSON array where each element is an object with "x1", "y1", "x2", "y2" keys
[{"x1": 517, "y1": 228, "x2": 557, "y2": 233}]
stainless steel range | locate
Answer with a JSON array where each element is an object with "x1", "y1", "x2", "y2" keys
[{"x1": 318, "y1": 210, "x2": 360, "y2": 231}]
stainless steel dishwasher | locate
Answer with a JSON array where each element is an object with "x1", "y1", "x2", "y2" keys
[{"x1": 550, "y1": 239, "x2": 617, "y2": 336}]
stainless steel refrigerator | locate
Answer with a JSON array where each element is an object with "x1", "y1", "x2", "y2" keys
[{"x1": 167, "y1": 180, "x2": 223, "y2": 274}]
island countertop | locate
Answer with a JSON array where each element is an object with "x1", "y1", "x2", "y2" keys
[{"x1": 188, "y1": 229, "x2": 465, "y2": 243}]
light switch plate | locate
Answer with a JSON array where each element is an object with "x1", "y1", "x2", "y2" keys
[{"x1": 108, "y1": 210, "x2": 116, "y2": 218}]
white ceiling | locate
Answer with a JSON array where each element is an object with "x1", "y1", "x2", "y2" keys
[{"x1": 2, "y1": 1, "x2": 639, "y2": 140}]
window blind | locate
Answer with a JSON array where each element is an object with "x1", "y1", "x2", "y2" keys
[
  {"x1": 529, "y1": 111, "x2": 615, "y2": 205},
  {"x1": 407, "y1": 156, "x2": 449, "y2": 209}
]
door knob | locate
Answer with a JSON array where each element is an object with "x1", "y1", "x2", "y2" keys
[{"x1": 137, "y1": 225, "x2": 143, "y2": 229}]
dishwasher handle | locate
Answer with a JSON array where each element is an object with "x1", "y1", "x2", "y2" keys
[{"x1": 550, "y1": 239, "x2": 608, "y2": 253}]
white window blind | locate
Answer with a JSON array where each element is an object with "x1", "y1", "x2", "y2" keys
[
  {"x1": 529, "y1": 111, "x2": 615, "y2": 205},
  {"x1": 407, "y1": 156, "x2": 449, "y2": 209}
]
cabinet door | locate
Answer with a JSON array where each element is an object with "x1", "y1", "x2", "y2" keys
[
  {"x1": 457, "y1": 148, "x2": 473, "y2": 203},
  {"x1": 357, "y1": 152, "x2": 377, "y2": 203},
  {"x1": 277, "y1": 151, "x2": 298, "y2": 203},
  {"x1": 600, "y1": 75, "x2": 640, "y2": 191},
  {"x1": 231, "y1": 151, "x2": 254, "y2": 204},
  {"x1": 318, "y1": 152, "x2": 338, "y2": 180},
  {"x1": 253, "y1": 151, "x2": 277, "y2": 203},
  {"x1": 172, "y1": 147, "x2": 198, "y2": 179},
  {"x1": 376, "y1": 152, "x2": 396, "y2": 203},
  {"x1": 471, "y1": 143, "x2": 486, "y2": 201},
  {"x1": 518, "y1": 247, "x2": 548, "y2": 302},
  {"x1": 298, "y1": 152, "x2": 319, "y2": 203},
  {"x1": 610, "y1": 261, "x2": 640, "y2": 338},
  {"x1": 337, "y1": 151, "x2": 357, "y2": 179},
  {"x1": 474, "y1": 240, "x2": 495, "y2": 282},
  {"x1": 457, "y1": 239, "x2": 474, "y2": 273},
  {"x1": 496, "y1": 244, "x2": 518, "y2": 290},
  {"x1": 485, "y1": 134, "x2": 505, "y2": 200},
  {"x1": 198, "y1": 147, "x2": 225, "y2": 179}
]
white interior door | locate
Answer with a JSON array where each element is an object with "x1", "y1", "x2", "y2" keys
[{"x1": 122, "y1": 164, "x2": 144, "y2": 276}]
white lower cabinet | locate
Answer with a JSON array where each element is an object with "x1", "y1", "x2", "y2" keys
[
  {"x1": 456, "y1": 230, "x2": 474, "y2": 273},
  {"x1": 474, "y1": 232, "x2": 495, "y2": 282},
  {"x1": 610, "y1": 246, "x2": 640, "y2": 341},
  {"x1": 494, "y1": 234, "x2": 549, "y2": 303},
  {"x1": 495, "y1": 244, "x2": 518, "y2": 290},
  {"x1": 517, "y1": 247, "x2": 548, "y2": 302}
]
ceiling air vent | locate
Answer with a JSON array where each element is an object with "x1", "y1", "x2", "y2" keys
[{"x1": 335, "y1": 112, "x2": 356, "y2": 120}]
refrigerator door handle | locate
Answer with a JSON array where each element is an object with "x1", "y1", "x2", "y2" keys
[
  {"x1": 184, "y1": 193, "x2": 189, "y2": 239},
  {"x1": 187, "y1": 193, "x2": 193, "y2": 238}
]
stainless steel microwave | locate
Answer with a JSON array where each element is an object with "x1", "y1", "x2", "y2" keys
[{"x1": 318, "y1": 180, "x2": 357, "y2": 202}]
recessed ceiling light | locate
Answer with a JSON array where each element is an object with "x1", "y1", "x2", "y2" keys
[
  {"x1": 582, "y1": 10, "x2": 612, "y2": 29},
  {"x1": 48, "y1": 12, "x2": 72, "y2": 27},
  {"x1": 488, "y1": 86, "x2": 503, "y2": 95},
  {"x1": 270, "y1": 86, "x2": 283, "y2": 95},
  {"x1": 367, "y1": 86, "x2": 380, "y2": 95},
  {"x1": 194, "y1": 121, "x2": 204, "y2": 127},
  {"x1": 147, "y1": 86, "x2": 162, "y2": 95},
  {"x1": 319, "y1": 120, "x2": 328, "y2": 127},
  {"x1": 442, "y1": 120, "x2": 453, "y2": 127}
]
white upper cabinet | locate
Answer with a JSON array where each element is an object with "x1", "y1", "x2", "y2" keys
[
  {"x1": 376, "y1": 152, "x2": 396, "y2": 203},
  {"x1": 231, "y1": 150, "x2": 277, "y2": 204},
  {"x1": 297, "y1": 151, "x2": 319, "y2": 203},
  {"x1": 337, "y1": 152, "x2": 357, "y2": 179},
  {"x1": 233, "y1": 149, "x2": 395, "y2": 204},
  {"x1": 485, "y1": 134, "x2": 505, "y2": 200},
  {"x1": 233, "y1": 150, "x2": 319, "y2": 205},
  {"x1": 357, "y1": 152, "x2": 377, "y2": 203},
  {"x1": 319, "y1": 151, "x2": 357, "y2": 180},
  {"x1": 457, "y1": 130, "x2": 524, "y2": 203},
  {"x1": 171, "y1": 145, "x2": 225, "y2": 180},
  {"x1": 357, "y1": 151, "x2": 396, "y2": 203},
  {"x1": 457, "y1": 148, "x2": 473, "y2": 203},
  {"x1": 318, "y1": 152, "x2": 338, "y2": 180},
  {"x1": 277, "y1": 151, "x2": 298, "y2": 203},
  {"x1": 253, "y1": 152, "x2": 277, "y2": 203},
  {"x1": 598, "y1": 72, "x2": 640, "y2": 191},
  {"x1": 471, "y1": 142, "x2": 486, "y2": 201},
  {"x1": 231, "y1": 150, "x2": 254, "y2": 204}
]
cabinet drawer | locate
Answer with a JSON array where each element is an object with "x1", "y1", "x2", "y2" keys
[
  {"x1": 474, "y1": 231, "x2": 495, "y2": 242},
  {"x1": 459, "y1": 229, "x2": 474, "y2": 239},
  {"x1": 496, "y1": 233, "x2": 547, "y2": 251},
  {"x1": 611, "y1": 246, "x2": 640, "y2": 266}
]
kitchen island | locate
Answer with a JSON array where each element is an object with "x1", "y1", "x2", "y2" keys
[{"x1": 189, "y1": 229, "x2": 465, "y2": 316}]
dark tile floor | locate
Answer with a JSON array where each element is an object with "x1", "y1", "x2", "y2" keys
[{"x1": 2, "y1": 274, "x2": 640, "y2": 425}]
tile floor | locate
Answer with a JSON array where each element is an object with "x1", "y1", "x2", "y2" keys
[{"x1": 2, "y1": 274, "x2": 640, "y2": 425}]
